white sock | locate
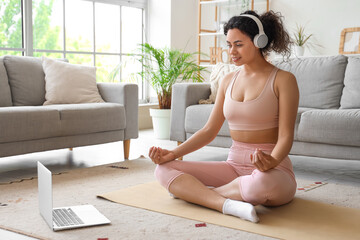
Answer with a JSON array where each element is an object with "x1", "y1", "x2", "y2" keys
[
  {"x1": 169, "y1": 192, "x2": 179, "y2": 199},
  {"x1": 222, "y1": 199, "x2": 259, "y2": 223}
]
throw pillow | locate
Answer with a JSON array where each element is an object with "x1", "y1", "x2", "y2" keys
[
  {"x1": 0, "y1": 57, "x2": 12, "y2": 107},
  {"x1": 3, "y1": 56, "x2": 52, "y2": 106},
  {"x1": 340, "y1": 56, "x2": 360, "y2": 108},
  {"x1": 273, "y1": 55, "x2": 347, "y2": 109},
  {"x1": 199, "y1": 63, "x2": 241, "y2": 104},
  {"x1": 42, "y1": 57, "x2": 104, "y2": 105}
]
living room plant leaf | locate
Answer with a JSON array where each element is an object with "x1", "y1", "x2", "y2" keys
[
  {"x1": 293, "y1": 24, "x2": 313, "y2": 47},
  {"x1": 134, "y1": 43, "x2": 207, "y2": 109}
]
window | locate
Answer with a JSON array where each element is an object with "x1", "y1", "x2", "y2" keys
[
  {"x1": 0, "y1": 0, "x2": 147, "y2": 101},
  {"x1": 0, "y1": 0, "x2": 23, "y2": 56}
]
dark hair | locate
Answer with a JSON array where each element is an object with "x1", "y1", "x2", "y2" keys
[{"x1": 223, "y1": 10, "x2": 292, "y2": 58}]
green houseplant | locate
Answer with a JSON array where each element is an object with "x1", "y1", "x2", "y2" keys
[
  {"x1": 293, "y1": 24, "x2": 313, "y2": 47},
  {"x1": 293, "y1": 24, "x2": 313, "y2": 56},
  {"x1": 135, "y1": 43, "x2": 207, "y2": 109},
  {"x1": 133, "y1": 43, "x2": 207, "y2": 138}
]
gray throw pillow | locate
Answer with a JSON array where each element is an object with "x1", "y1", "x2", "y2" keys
[
  {"x1": 0, "y1": 57, "x2": 12, "y2": 107},
  {"x1": 3, "y1": 56, "x2": 47, "y2": 106},
  {"x1": 273, "y1": 55, "x2": 347, "y2": 109}
]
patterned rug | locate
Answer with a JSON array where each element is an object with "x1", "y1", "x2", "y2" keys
[{"x1": 1, "y1": 158, "x2": 359, "y2": 240}]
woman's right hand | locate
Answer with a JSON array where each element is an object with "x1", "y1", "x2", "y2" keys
[{"x1": 148, "y1": 146, "x2": 176, "y2": 165}]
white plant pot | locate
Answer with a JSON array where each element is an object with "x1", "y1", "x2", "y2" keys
[
  {"x1": 149, "y1": 108, "x2": 171, "y2": 139},
  {"x1": 295, "y1": 46, "x2": 305, "y2": 56}
]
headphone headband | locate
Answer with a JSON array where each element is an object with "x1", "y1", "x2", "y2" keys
[
  {"x1": 240, "y1": 14, "x2": 265, "y2": 34},
  {"x1": 239, "y1": 14, "x2": 268, "y2": 48}
]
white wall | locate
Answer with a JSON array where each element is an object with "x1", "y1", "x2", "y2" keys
[
  {"x1": 271, "y1": 0, "x2": 360, "y2": 56},
  {"x1": 148, "y1": 0, "x2": 198, "y2": 52},
  {"x1": 147, "y1": 0, "x2": 171, "y2": 48},
  {"x1": 170, "y1": 0, "x2": 198, "y2": 52},
  {"x1": 148, "y1": 0, "x2": 360, "y2": 57}
]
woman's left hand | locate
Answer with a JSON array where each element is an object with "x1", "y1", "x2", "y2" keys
[
  {"x1": 148, "y1": 146, "x2": 176, "y2": 165},
  {"x1": 250, "y1": 149, "x2": 280, "y2": 172}
]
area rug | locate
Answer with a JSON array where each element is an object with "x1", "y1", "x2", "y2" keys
[
  {"x1": 0, "y1": 158, "x2": 158, "y2": 240},
  {"x1": 98, "y1": 181, "x2": 360, "y2": 240},
  {"x1": 1, "y1": 157, "x2": 359, "y2": 240}
]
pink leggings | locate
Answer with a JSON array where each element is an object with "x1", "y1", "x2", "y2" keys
[{"x1": 154, "y1": 141, "x2": 297, "y2": 206}]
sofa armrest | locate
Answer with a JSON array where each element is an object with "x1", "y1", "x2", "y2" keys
[
  {"x1": 170, "y1": 83, "x2": 211, "y2": 142},
  {"x1": 97, "y1": 83, "x2": 138, "y2": 140}
]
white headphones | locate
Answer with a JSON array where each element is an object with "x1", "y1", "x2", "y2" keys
[{"x1": 240, "y1": 14, "x2": 268, "y2": 48}]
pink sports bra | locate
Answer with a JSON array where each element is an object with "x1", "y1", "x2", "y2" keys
[{"x1": 223, "y1": 67, "x2": 279, "y2": 131}]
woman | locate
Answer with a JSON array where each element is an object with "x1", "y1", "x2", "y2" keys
[{"x1": 148, "y1": 10, "x2": 299, "y2": 223}]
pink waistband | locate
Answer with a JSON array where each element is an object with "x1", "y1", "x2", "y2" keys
[{"x1": 230, "y1": 140, "x2": 276, "y2": 151}]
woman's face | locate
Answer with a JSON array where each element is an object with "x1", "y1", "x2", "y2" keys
[{"x1": 226, "y1": 28, "x2": 258, "y2": 66}]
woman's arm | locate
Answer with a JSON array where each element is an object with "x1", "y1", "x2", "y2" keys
[
  {"x1": 252, "y1": 71, "x2": 299, "y2": 171},
  {"x1": 271, "y1": 71, "x2": 299, "y2": 160},
  {"x1": 173, "y1": 72, "x2": 235, "y2": 158},
  {"x1": 149, "y1": 72, "x2": 235, "y2": 164}
]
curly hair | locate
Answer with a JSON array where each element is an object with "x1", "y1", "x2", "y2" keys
[{"x1": 223, "y1": 10, "x2": 292, "y2": 59}]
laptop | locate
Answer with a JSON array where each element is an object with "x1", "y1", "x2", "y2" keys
[{"x1": 37, "y1": 161, "x2": 111, "y2": 231}]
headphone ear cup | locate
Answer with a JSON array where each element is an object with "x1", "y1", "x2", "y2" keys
[
  {"x1": 254, "y1": 33, "x2": 268, "y2": 48},
  {"x1": 253, "y1": 34, "x2": 260, "y2": 48}
]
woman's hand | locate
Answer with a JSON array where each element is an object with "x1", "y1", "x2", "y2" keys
[
  {"x1": 148, "y1": 147, "x2": 176, "y2": 165},
  {"x1": 250, "y1": 148, "x2": 280, "y2": 172}
]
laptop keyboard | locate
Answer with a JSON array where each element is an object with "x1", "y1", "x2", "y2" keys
[{"x1": 53, "y1": 208, "x2": 84, "y2": 227}]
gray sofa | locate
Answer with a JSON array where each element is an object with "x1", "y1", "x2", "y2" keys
[
  {"x1": 0, "y1": 55, "x2": 138, "y2": 159},
  {"x1": 170, "y1": 55, "x2": 360, "y2": 160}
]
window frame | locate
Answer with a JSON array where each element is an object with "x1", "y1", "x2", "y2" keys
[{"x1": 0, "y1": 0, "x2": 150, "y2": 103}]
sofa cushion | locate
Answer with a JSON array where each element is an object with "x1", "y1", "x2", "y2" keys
[
  {"x1": 3, "y1": 56, "x2": 47, "y2": 106},
  {"x1": 185, "y1": 104, "x2": 230, "y2": 137},
  {"x1": 297, "y1": 109, "x2": 360, "y2": 147},
  {"x1": 340, "y1": 56, "x2": 360, "y2": 109},
  {"x1": 0, "y1": 106, "x2": 61, "y2": 143},
  {"x1": 0, "y1": 57, "x2": 12, "y2": 107},
  {"x1": 44, "y1": 103, "x2": 125, "y2": 136},
  {"x1": 42, "y1": 57, "x2": 105, "y2": 105},
  {"x1": 273, "y1": 55, "x2": 347, "y2": 109}
]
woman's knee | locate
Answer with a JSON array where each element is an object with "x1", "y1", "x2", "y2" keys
[
  {"x1": 240, "y1": 170, "x2": 270, "y2": 204},
  {"x1": 240, "y1": 169, "x2": 296, "y2": 205},
  {"x1": 154, "y1": 163, "x2": 171, "y2": 184},
  {"x1": 154, "y1": 162, "x2": 183, "y2": 190}
]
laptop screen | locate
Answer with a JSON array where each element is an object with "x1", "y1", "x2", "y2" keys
[{"x1": 37, "y1": 162, "x2": 54, "y2": 229}]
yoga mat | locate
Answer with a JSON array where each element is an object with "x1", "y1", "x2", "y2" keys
[{"x1": 98, "y1": 181, "x2": 360, "y2": 240}]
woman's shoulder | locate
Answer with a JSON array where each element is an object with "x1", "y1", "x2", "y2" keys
[
  {"x1": 274, "y1": 68, "x2": 299, "y2": 96},
  {"x1": 276, "y1": 68, "x2": 295, "y2": 79},
  {"x1": 275, "y1": 68, "x2": 297, "y2": 86},
  {"x1": 220, "y1": 70, "x2": 238, "y2": 89}
]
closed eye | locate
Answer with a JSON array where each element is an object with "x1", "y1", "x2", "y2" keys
[{"x1": 227, "y1": 44, "x2": 243, "y2": 48}]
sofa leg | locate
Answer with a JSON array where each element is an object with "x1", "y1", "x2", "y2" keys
[
  {"x1": 124, "y1": 139, "x2": 130, "y2": 160},
  {"x1": 177, "y1": 141, "x2": 183, "y2": 160}
]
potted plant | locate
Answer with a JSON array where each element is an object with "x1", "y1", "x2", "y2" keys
[
  {"x1": 293, "y1": 24, "x2": 313, "y2": 56},
  {"x1": 134, "y1": 43, "x2": 207, "y2": 139}
]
